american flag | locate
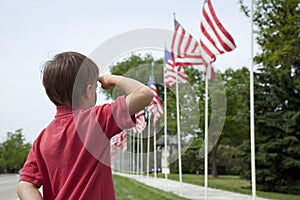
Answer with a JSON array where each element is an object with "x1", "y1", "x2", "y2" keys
[
  {"x1": 164, "y1": 48, "x2": 188, "y2": 88},
  {"x1": 111, "y1": 129, "x2": 127, "y2": 153},
  {"x1": 119, "y1": 130, "x2": 127, "y2": 152},
  {"x1": 132, "y1": 109, "x2": 146, "y2": 133},
  {"x1": 171, "y1": 19, "x2": 204, "y2": 66},
  {"x1": 147, "y1": 68, "x2": 163, "y2": 130},
  {"x1": 200, "y1": 0, "x2": 236, "y2": 65},
  {"x1": 170, "y1": 18, "x2": 214, "y2": 80}
]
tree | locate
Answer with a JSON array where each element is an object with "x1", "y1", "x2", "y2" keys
[
  {"x1": 0, "y1": 129, "x2": 31, "y2": 173},
  {"x1": 202, "y1": 67, "x2": 250, "y2": 178},
  {"x1": 181, "y1": 138, "x2": 204, "y2": 174},
  {"x1": 238, "y1": 0, "x2": 300, "y2": 193},
  {"x1": 221, "y1": 67, "x2": 250, "y2": 147}
]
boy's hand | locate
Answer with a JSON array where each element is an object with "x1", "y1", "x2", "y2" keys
[
  {"x1": 99, "y1": 74, "x2": 153, "y2": 115},
  {"x1": 98, "y1": 75, "x2": 116, "y2": 90}
]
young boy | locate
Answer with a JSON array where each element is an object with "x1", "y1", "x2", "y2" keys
[{"x1": 17, "y1": 51, "x2": 154, "y2": 199}]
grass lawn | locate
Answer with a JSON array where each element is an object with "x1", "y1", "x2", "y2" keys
[
  {"x1": 113, "y1": 174, "x2": 188, "y2": 200},
  {"x1": 155, "y1": 174, "x2": 300, "y2": 200}
]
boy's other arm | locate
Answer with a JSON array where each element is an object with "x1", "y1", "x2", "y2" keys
[
  {"x1": 17, "y1": 181, "x2": 43, "y2": 200},
  {"x1": 99, "y1": 75, "x2": 154, "y2": 115}
]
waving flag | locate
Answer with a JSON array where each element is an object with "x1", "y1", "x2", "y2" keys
[
  {"x1": 171, "y1": 18, "x2": 213, "y2": 80},
  {"x1": 200, "y1": 0, "x2": 236, "y2": 65},
  {"x1": 164, "y1": 48, "x2": 188, "y2": 88},
  {"x1": 111, "y1": 129, "x2": 127, "y2": 153},
  {"x1": 119, "y1": 130, "x2": 127, "y2": 152},
  {"x1": 147, "y1": 65, "x2": 163, "y2": 130},
  {"x1": 132, "y1": 109, "x2": 147, "y2": 133},
  {"x1": 171, "y1": 19, "x2": 203, "y2": 66}
]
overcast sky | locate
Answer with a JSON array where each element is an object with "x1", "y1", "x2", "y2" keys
[{"x1": 0, "y1": 0, "x2": 252, "y2": 143}]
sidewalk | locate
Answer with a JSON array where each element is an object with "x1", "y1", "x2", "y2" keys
[{"x1": 114, "y1": 172, "x2": 269, "y2": 200}]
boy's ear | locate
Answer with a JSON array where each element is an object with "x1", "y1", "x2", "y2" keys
[{"x1": 84, "y1": 84, "x2": 93, "y2": 99}]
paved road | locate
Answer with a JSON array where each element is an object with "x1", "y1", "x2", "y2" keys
[
  {"x1": 115, "y1": 172, "x2": 270, "y2": 200},
  {"x1": 0, "y1": 174, "x2": 19, "y2": 200},
  {"x1": 1, "y1": 173, "x2": 270, "y2": 200}
]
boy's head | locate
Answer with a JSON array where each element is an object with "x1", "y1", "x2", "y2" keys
[{"x1": 42, "y1": 51, "x2": 99, "y2": 109}]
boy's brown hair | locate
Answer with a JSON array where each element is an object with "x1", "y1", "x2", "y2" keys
[{"x1": 42, "y1": 51, "x2": 99, "y2": 109}]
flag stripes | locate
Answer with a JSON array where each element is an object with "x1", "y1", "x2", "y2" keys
[
  {"x1": 111, "y1": 129, "x2": 127, "y2": 153},
  {"x1": 164, "y1": 48, "x2": 188, "y2": 88},
  {"x1": 132, "y1": 109, "x2": 146, "y2": 133},
  {"x1": 171, "y1": 19, "x2": 204, "y2": 66},
  {"x1": 200, "y1": 0, "x2": 236, "y2": 65},
  {"x1": 147, "y1": 72, "x2": 163, "y2": 130}
]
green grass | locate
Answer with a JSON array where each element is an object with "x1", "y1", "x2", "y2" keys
[
  {"x1": 154, "y1": 174, "x2": 300, "y2": 200},
  {"x1": 113, "y1": 174, "x2": 188, "y2": 200}
]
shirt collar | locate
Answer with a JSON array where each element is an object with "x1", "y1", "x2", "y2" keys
[{"x1": 55, "y1": 106, "x2": 72, "y2": 117}]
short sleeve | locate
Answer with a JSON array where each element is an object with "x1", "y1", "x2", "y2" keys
[
  {"x1": 111, "y1": 96, "x2": 136, "y2": 129},
  {"x1": 95, "y1": 96, "x2": 136, "y2": 139},
  {"x1": 19, "y1": 142, "x2": 42, "y2": 187}
]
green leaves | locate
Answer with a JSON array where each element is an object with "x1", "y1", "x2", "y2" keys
[{"x1": 0, "y1": 129, "x2": 31, "y2": 173}]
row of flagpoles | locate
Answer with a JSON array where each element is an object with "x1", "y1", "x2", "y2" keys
[{"x1": 111, "y1": 0, "x2": 256, "y2": 199}]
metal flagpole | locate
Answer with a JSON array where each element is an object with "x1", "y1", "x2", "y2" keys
[
  {"x1": 154, "y1": 129, "x2": 157, "y2": 178},
  {"x1": 131, "y1": 130, "x2": 134, "y2": 174},
  {"x1": 119, "y1": 145, "x2": 122, "y2": 172},
  {"x1": 172, "y1": 13, "x2": 182, "y2": 196},
  {"x1": 140, "y1": 131, "x2": 143, "y2": 177},
  {"x1": 129, "y1": 133, "x2": 131, "y2": 174},
  {"x1": 147, "y1": 110, "x2": 151, "y2": 178},
  {"x1": 121, "y1": 147, "x2": 123, "y2": 172},
  {"x1": 250, "y1": 0, "x2": 256, "y2": 199},
  {"x1": 133, "y1": 134, "x2": 135, "y2": 173},
  {"x1": 137, "y1": 131, "x2": 140, "y2": 174},
  {"x1": 125, "y1": 132, "x2": 127, "y2": 173},
  {"x1": 164, "y1": 65, "x2": 168, "y2": 182},
  {"x1": 152, "y1": 62, "x2": 157, "y2": 179},
  {"x1": 204, "y1": 70, "x2": 209, "y2": 200},
  {"x1": 176, "y1": 68, "x2": 183, "y2": 197}
]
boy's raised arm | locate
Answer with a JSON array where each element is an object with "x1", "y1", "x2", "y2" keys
[{"x1": 99, "y1": 75, "x2": 154, "y2": 115}]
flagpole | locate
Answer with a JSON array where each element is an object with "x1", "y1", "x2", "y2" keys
[
  {"x1": 176, "y1": 69, "x2": 183, "y2": 197},
  {"x1": 137, "y1": 131, "x2": 140, "y2": 175},
  {"x1": 164, "y1": 65, "x2": 168, "y2": 182},
  {"x1": 129, "y1": 133, "x2": 131, "y2": 174},
  {"x1": 120, "y1": 147, "x2": 123, "y2": 172},
  {"x1": 133, "y1": 133, "x2": 136, "y2": 173},
  {"x1": 154, "y1": 129, "x2": 157, "y2": 179},
  {"x1": 152, "y1": 63, "x2": 157, "y2": 179},
  {"x1": 131, "y1": 130, "x2": 133, "y2": 174},
  {"x1": 250, "y1": 0, "x2": 256, "y2": 199},
  {"x1": 204, "y1": 70, "x2": 209, "y2": 200},
  {"x1": 147, "y1": 110, "x2": 151, "y2": 178},
  {"x1": 119, "y1": 146, "x2": 121, "y2": 172},
  {"x1": 125, "y1": 134, "x2": 127, "y2": 173},
  {"x1": 141, "y1": 131, "x2": 143, "y2": 177}
]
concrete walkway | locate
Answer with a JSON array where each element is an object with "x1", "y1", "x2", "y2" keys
[{"x1": 114, "y1": 172, "x2": 270, "y2": 200}]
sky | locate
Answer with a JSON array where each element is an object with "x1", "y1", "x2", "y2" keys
[{"x1": 0, "y1": 0, "x2": 253, "y2": 143}]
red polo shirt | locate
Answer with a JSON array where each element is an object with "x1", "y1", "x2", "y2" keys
[{"x1": 20, "y1": 96, "x2": 135, "y2": 200}]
